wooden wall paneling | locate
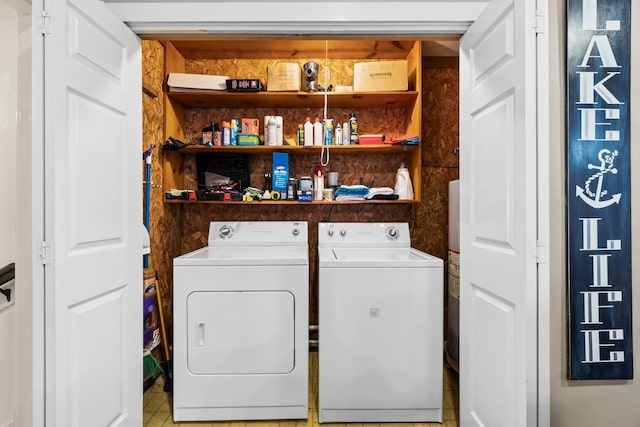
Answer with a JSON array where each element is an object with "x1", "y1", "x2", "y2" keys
[
  {"x1": 422, "y1": 59, "x2": 460, "y2": 167},
  {"x1": 143, "y1": 39, "x2": 184, "y2": 352}
]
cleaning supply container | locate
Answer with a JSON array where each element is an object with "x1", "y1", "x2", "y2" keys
[{"x1": 394, "y1": 163, "x2": 414, "y2": 200}]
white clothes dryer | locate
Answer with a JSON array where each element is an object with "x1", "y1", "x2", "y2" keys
[
  {"x1": 173, "y1": 221, "x2": 309, "y2": 422},
  {"x1": 318, "y1": 222, "x2": 443, "y2": 423}
]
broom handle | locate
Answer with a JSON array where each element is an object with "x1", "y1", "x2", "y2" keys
[{"x1": 154, "y1": 273, "x2": 171, "y2": 360}]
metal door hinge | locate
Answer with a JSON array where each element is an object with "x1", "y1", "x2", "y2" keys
[
  {"x1": 40, "y1": 11, "x2": 51, "y2": 35},
  {"x1": 39, "y1": 241, "x2": 51, "y2": 265},
  {"x1": 534, "y1": 240, "x2": 546, "y2": 264},
  {"x1": 535, "y1": 12, "x2": 546, "y2": 34}
]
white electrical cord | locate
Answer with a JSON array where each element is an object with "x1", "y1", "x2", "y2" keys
[{"x1": 320, "y1": 39, "x2": 330, "y2": 167}]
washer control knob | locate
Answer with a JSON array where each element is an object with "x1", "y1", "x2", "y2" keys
[
  {"x1": 292, "y1": 228, "x2": 300, "y2": 236},
  {"x1": 328, "y1": 229, "x2": 334, "y2": 237},
  {"x1": 219, "y1": 225, "x2": 233, "y2": 239},
  {"x1": 340, "y1": 229, "x2": 346, "y2": 237},
  {"x1": 386, "y1": 227, "x2": 399, "y2": 240}
]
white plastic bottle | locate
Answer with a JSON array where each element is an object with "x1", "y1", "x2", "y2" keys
[
  {"x1": 267, "y1": 116, "x2": 277, "y2": 146},
  {"x1": 222, "y1": 121, "x2": 231, "y2": 146},
  {"x1": 342, "y1": 121, "x2": 350, "y2": 145},
  {"x1": 275, "y1": 115, "x2": 283, "y2": 146},
  {"x1": 313, "y1": 117, "x2": 323, "y2": 146},
  {"x1": 335, "y1": 123, "x2": 342, "y2": 146},
  {"x1": 304, "y1": 117, "x2": 313, "y2": 147}
]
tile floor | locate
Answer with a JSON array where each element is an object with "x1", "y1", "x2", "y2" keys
[{"x1": 143, "y1": 351, "x2": 459, "y2": 427}]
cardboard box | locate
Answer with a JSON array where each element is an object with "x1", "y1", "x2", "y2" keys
[
  {"x1": 353, "y1": 60, "x2": 408, "y2": 92},
  {"x1": 267, "y1": 63, "x2": 301, "y2": 92},
  {"x1": 241, "y1": 118, "x2": 260, "y2": 134}
]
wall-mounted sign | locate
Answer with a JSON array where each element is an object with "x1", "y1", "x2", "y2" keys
[{"x1": 567, "y1": 0, "x2": 632, "y2": 380}]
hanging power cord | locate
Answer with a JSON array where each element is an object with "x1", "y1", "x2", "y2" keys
[{"x1": 320, "y1": 39, "x2": 330, "y2": 167}]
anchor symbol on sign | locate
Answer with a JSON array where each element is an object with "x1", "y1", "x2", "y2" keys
[{"x1": 575, "y1": 148, "x2": 621, "y2": 209}]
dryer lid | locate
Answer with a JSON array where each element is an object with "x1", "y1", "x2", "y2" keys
[{"x1": 174, "y1": 245, "x2": 309, "y2": 266}]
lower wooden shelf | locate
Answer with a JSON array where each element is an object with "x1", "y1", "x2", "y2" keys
[{"x1": 164, "y1": 199, "x2": 418, "y2": 205}]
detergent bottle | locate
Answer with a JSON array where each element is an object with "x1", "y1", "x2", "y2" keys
[{"x1": 394, "y1": 162, "x2": 414, "y2": 200}]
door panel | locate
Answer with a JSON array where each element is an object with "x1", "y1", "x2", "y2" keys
[
  {"x1": 459, "y1": 0, "x2": 537, "y2": 425},
  {"x1": 45, "y1": 0, "x2": 141, "y2": 425}
]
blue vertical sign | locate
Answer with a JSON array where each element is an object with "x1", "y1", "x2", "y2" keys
[{"x1": 567, "y1": 0, "x2": 632, "y2": 380}]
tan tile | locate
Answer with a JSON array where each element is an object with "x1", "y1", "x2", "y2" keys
[
  {"x1": 442, "y1": 407, "x2": 458, "y2": 421},
  {"x1": 145, "y1": 411, "x2": 171, "y2": 427},
  {"x1": 442, "y1": 386, "x2": 458, "y2": 409}
]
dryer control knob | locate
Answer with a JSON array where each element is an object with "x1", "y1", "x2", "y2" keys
[
  {"x1": 327, "y1": 229, "x2": 334, "y2": 237},
  {"x1": 292, "y1": 228, "x2": 300, "y2": 236},
  {"x1": 219, "y1": 225, "x2": 233, "y2": 238},
  {"x1": 386, "y1": 227, "x2": 399, "y2": 240},
  {"x1": 340, "y1": 229, "x2": 346, "y2": 237}
]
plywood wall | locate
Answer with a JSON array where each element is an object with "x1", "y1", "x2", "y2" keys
[{"x1": 143, "y1": 45, "x2": 459, "y2": 335}]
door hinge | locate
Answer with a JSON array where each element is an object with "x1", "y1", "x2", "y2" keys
[
  {"x1": 533, "y1": 240, "x2": 546, "y2": 264},
  {"x1": 40, "y1": 10, "x2": 51, "y2": 35},
  {"x1": 535, "y1": 12, "x2": 546, "y2": 34},
  {"x1": 39, "y1": 241, "x2": 51, "y2": 265}
]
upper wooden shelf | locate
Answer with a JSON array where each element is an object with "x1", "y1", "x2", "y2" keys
[
  {"x1": 163, "y1": 39, "x2": 422, "y2": 60},
  {"x1": 167, "y1": 90, "x2": 419, "y2": 109},
  {"x1": 165, "y1": 144, "x2": 418, "y2": 155}
]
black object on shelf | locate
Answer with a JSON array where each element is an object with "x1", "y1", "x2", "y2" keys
[
  {"x1": 0, "y1": 263, "x2": 15, "y2": 303},
  {"x1": 196, "y1": 153, "x2": 250, "y2": 191}
]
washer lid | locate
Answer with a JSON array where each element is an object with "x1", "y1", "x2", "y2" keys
[
  {"x1": 319, "y1": 247, "x2": 442, "y2": 268},
  {"x1": 174, "y1": 245, "x2": 309, "y2": 266}
]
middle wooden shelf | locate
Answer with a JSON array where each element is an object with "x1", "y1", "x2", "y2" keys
[
  {"x1": 165, "y1": 143, "x2": 416, "y2": 155},
  {"x1": 167, "y1": 90, "x2": 419, "y2": 109}
]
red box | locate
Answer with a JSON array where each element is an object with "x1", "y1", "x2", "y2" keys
[{"x1": 358, "y1": 134, "x2": 385, "y2": 144}]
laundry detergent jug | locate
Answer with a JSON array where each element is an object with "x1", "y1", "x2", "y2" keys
[{"x1": 394, "y1": 163, "x2": 414, "y2": 200}]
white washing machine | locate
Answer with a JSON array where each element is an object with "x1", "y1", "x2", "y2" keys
[
  {"x1": 318, "y1": 222, "x2": 443, "y2": 423},
  {"x1": 173, "y1": 221, "x2": 309, "y2": 422}
]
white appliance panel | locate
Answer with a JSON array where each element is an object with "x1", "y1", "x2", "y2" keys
[
  {"x1": 208, "y1": 221, "x2": 307, "y2": 245},
  {"x1": 318, "y1": 222, "x2": 411, "y2": 248},
  {"x1": 319, "y1": 266, "x2": 443, "y2": 409},
  {"x1": 187, "y1": 291, "x2": 294, "y2": 375},
  {"x1": 173, "y1": 221, "x2": 309, "y2": 422}
]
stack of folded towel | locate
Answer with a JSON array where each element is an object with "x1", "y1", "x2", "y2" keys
[
  {"x1": 335, "y1": 185, "x2": 370, "y2": 200},
  {"x1": 365, "y1": 187, "x2": 398, "y2": 200}
]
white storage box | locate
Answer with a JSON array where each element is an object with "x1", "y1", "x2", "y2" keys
[{"x1": 167, "y1": 72, "x2": 229, "y2": 91}]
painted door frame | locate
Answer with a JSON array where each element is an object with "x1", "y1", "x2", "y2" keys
[{"x1": 20, "y1": 0, "x2": 550, "y2": 425}]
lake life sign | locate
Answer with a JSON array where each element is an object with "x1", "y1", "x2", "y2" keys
[{"x1": 567, "y1": 0, "x2": 632, "y2": 380}]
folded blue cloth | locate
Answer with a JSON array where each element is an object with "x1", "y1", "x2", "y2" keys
[{"x1": 335, "y1": 185, "x2": 370, "y2": 199}]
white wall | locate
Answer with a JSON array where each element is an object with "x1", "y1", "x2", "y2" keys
[
  {"x1": 549, "y1": 1, "x2": 640, "y2": 426},
  {"x1": 0, "y1": 2, "x2": 18, "y2": 426}
]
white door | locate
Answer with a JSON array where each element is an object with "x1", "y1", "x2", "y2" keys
[
  {"x1": 44, "y1": 0, "x2": 142, "y2": 425},
  {"x1": 459, "y1": 0, "x2": 538, "y2": 425}
]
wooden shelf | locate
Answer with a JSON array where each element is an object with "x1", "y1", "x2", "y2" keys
[
  {"x1": 161, "y1": 38, "x2": 423, "y2": 202},
  {"x1": 165, "y1": 143, "x2": 418, "y2": 155},
  {"x1": 164, "y1": 199, "x2": 418, "y2": 205},
  {"x1": 163, "y1": 39, "x2": 421, "y2": 60},
  {"x1": 167, "y1": 90, "x2": 419, "y2": 109}
]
